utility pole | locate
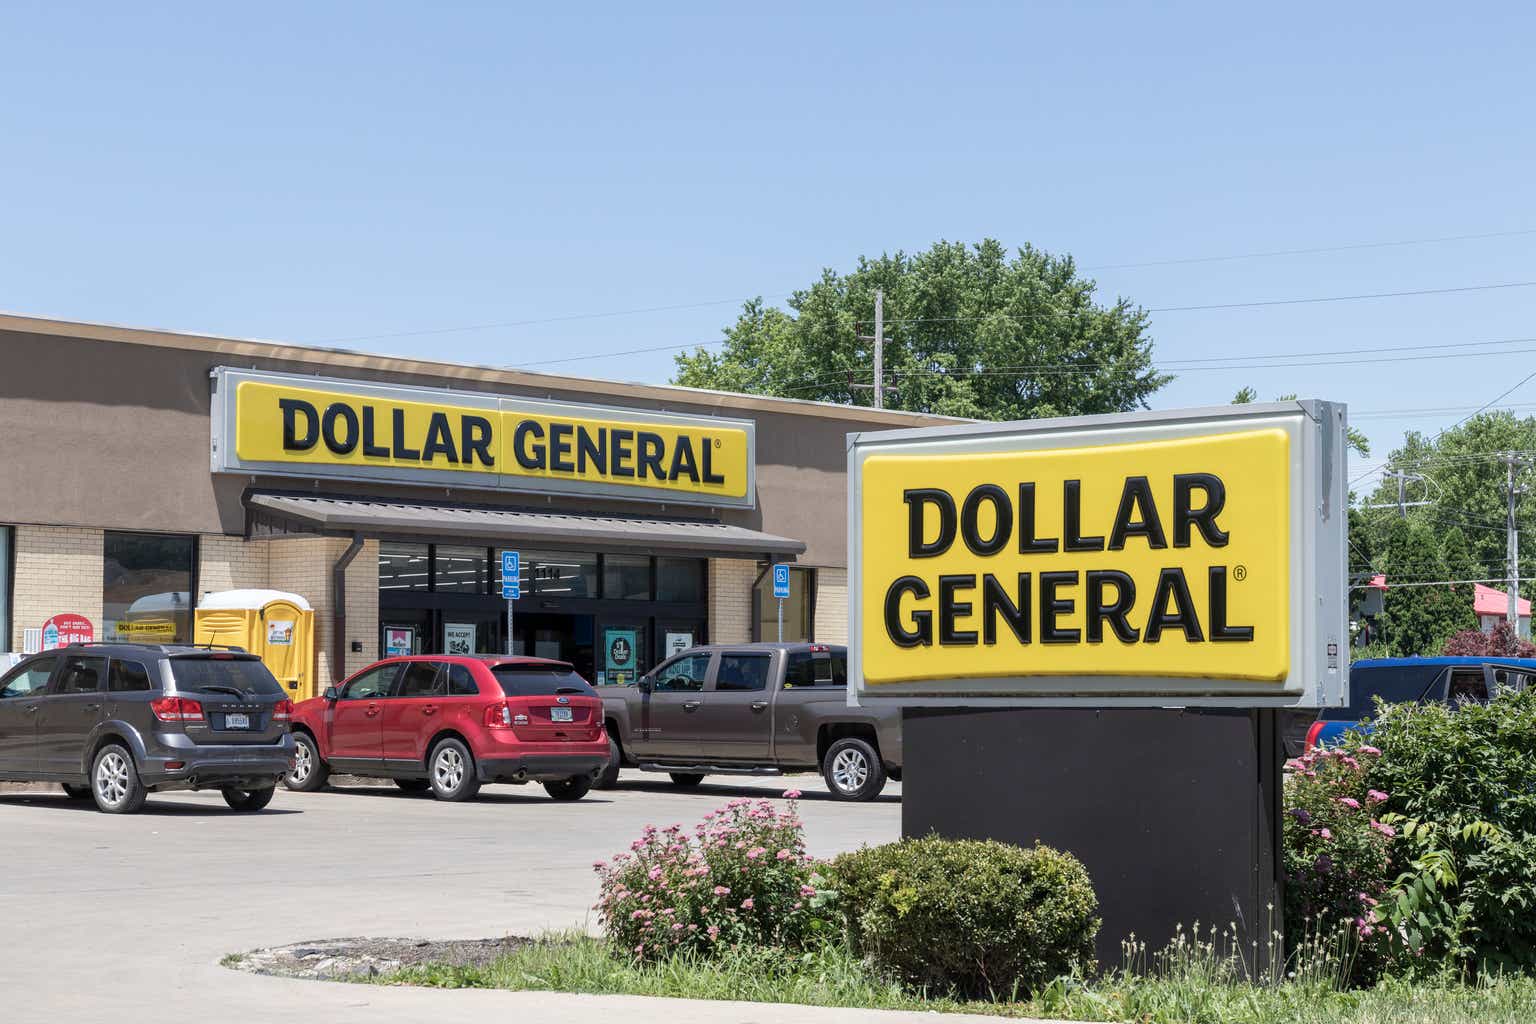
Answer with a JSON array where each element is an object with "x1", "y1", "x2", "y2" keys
[
  {"x1": 872, "y1": 289, "x2": 884, "y2": 410},
  {"x1": 1505, "y1": 453, "x2": 1526, "y2": 630},
  {"x1": 853, "y1": 289, "x2": 895, "y2": 408}
]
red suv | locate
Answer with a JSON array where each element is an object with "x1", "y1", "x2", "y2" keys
[{"x1": 283, "y1": 656, "x2": 607, "y2": 801}]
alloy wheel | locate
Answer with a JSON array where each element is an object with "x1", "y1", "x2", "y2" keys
[
  {"x1": 96, "y1": 751, "x2": 131, "y2": 808},
  {"x1": 291, "y1": 742, "x2": 312, "y2": 785},
  {"x1": 434, "y1": 747, "x2": 465, "y2": 791},
  {"x1": 831, "y1": 748, "x2": 869, "y2": 794}
]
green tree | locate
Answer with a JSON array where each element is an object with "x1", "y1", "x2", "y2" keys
[
  {"x1": 1374, "y1": 518, "x2": 1476, "y2": 656},
  {"x1": 673, "y1": 240, "x2": 1168, "y2": 419}
]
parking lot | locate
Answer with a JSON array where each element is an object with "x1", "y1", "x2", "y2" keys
[{"x1": 0, "y1": 774, "x2": 900, "y2": 1024}]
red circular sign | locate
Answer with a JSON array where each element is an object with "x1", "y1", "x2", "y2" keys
[{"x1": 42, "y1": 613, "x2": 94, "y2": 649}]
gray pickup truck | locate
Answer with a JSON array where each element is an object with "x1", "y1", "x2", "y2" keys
[{"x1": 598, "y1": 642, "x2": 901, "y2": 801}]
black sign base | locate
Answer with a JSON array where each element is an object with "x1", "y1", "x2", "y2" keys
[{"x1": 901, "y1": 706, "x2": 1284, "y2": 972}]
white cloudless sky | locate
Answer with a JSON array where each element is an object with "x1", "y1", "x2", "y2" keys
[{"x1": 3, "y1": 2, "x2": 1533, "y2": 487}]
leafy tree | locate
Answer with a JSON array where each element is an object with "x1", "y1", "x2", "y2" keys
[
  {"x1": 1442, "y1": 620, "x2": 1536, "y2": 658},
  {"x1": 1372, "y1": 518, "x2": 1477, "y2": 656},
  {"x1": 673, "y1": 240, "x2": 1168, "y2": 420}
]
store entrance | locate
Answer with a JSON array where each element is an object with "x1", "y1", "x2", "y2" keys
[
  {"x1": 511, "y1": 612, "x2": 595, "y2": 682},
  {"x1": 380, "y1": 610, "x2": 595, "y2": 682}
]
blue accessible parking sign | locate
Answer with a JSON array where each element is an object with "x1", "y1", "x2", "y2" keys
[
  {"x1": 501, "y1": 551, "x2": 521, "y2": 600},
  {"x1": 773, "y1": 563, "x2": 791, "y2": 599}
]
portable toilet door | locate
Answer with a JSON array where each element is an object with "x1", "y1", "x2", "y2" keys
[
  {"x1": 257, "y1": 596, "x2": 315, "y2": 701},
  {"x1": 195, "y1": 590, "x2": 316, "y2": 702}
]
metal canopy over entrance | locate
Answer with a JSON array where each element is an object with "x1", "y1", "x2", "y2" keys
[{"x1": 246, "y1": 493, "x2": 806, "y2": 560}]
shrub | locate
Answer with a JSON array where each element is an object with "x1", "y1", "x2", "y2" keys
[
  {"x1": 594, "y1": 793, "x2": 835, "y2": 962},
  {"x1": 1361, "y1": 690, "x2": 1536, "y2": 975},
  {"x1": 1441, "y1": 620, "x2": 1536, "y2": 657},
  {"x1": 1282, "y1": 743, "x2": 1395, "y2": 978},
  {"x1": 831, "y1": 836, "x2": 1098, "y2": 999}
]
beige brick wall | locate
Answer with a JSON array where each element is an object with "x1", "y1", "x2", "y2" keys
[
  {"x1": 708, "y1": 558, "x2": 757, "y2": 644},
  {"x1": 198, "y1": 535, "x2": 271, "y2": 594},
  {"x1": 10, "y1": 526, "x2": 105, "y2": 651},
  {"x1": 268, "y1": 537, "x2": 380, "y2": 687},
  {"x1": 812, "y1": 567, "x2": 848, "y2": 645}
]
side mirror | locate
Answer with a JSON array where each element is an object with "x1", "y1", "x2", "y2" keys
[
  {"x1": 323, "y1": 686, "x2": 339, "y2": 702},
  {"x1": 636, "y1": 677, "x2": 652, "y2": 694}
]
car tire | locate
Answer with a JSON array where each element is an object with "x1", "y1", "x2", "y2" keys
[
  {"x1": 284, "y1": 732, "x2": 330, "y2": 792},
  {"x1": 544, "y1": 776, "x2": 592, "y2": 801},
  {"x1": 394, "y1": 778, "x2": 431, "y2": 793},
  {"x1": 822, "y1": 737, "x2": 886, "y2": 802},
  {"x1": 223, "y1": 786, "x2": 276, "y2": 812},
  {"x1": 595, "y1": 735, "x2": 621, "y2": 790},
  {"x1": 91, "y1": 743, "x2": 148, "y2": 814},
  {"x1": 428, "y1": 738, "x2": 482, "y2": 802},
  {"x1": 668, "y1": 772, "x2": 706, "y2": 788},
  {"x1": 61, "y1": 783, "x2": 92, "y2": 800}
]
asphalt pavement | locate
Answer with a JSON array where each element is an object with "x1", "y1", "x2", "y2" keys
[{"x1": 0, "y1": 773, "x2": 1025, "y2": 1024}]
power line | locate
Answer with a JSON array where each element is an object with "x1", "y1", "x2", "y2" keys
[
  {"x1": 1081, "y1": 227, "x2": 1536, "y2": 272},
  {"x1": 863, "y1": 279, "x2": 1536, "y2": 326}
]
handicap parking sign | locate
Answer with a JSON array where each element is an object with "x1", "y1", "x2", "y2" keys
[{"x1": 772, "y1": 563, "x2": 791, "y2": 599}]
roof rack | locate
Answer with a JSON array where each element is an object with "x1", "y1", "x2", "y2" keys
[{"x1": 60, "y1": 641, "x2": 249, "y2": 654}]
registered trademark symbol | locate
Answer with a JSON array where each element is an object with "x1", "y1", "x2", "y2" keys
[
  {"x1": 1233, "y1": 565, "x2": 1248, "y2": 581},
  {"x1": 714, "y1": 438, "x2": 721, "y2": 448}
]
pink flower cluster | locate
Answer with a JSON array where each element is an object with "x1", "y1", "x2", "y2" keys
[{"x1": 593, "y1": 795, "x2": 825, "y2": 962}]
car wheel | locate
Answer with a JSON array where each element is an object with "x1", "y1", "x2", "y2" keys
[
  {"x1": 92, "y1": 743, "x2": 148, "y2": 814},
  {"x1": 544, "y1": 775, "x2": 592, "y2": 801},
  {"x1": 61, "y1": 783, "x2": 92, "y2": 800},
  {"x1": 428, "y1": 738, "x2": 482, "y2": 802},
  {"x1": 668, "y1": 772, "x2": 706, "y2": 788},
  {"x1": 394, "y1": 778, "x2": 431, "y2": 793},
  {"x1": 595, "y1": 735, "x2": 621, "y2": 790},
  {"x1": 822, "y1": 737, "x2": 886, "y2": 802},
  {"x1": 223, "y1": 786, "x2": 276, "y2": 812},
  {"x1": 284, "y1": 733, "x2": 330, "y2": 792}
]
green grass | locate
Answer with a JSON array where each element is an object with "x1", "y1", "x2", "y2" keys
[{"x1": 371, "y1": 933, "x2": 1536, "y2": 1024}]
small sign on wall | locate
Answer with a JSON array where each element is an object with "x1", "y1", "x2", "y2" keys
[
  {"x1": 665, "y1": 632, "x2": 694, "y2": 657},
  {"x1": 384, "y1": 626, "x2": 414, "y2": 658}
]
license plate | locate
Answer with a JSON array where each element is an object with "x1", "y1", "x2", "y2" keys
[
  {"x1": 550, "y1": 707, "x2": 573, "y2": 723},
  {"x1": 225, "y1": 713, "x2": 250, "y2": 730}
]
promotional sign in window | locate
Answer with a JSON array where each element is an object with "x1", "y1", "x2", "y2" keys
[
  {"x1": 42, "y1": 613, "x2": 93, "y2": 650},
  {"x1": 665, "y1": 631, "x2": 694, "y2": 657},
  {"x1": 210, "y1": 367, "x2": 757, "y2": 508},
  {"x1": 847, "y1": 402, "x2": 1348, "y2": 708},
  {"x1": 384, "y1": 627, "x2": 414, "y2": 658},
  {"x1": 444, "y1": 623, "x2": 476, "y2": 656},
  {"x1": 605, "y1": 628, "x2": 638, "y2": 686}
]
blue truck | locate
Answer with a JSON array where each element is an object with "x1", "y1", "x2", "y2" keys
[{"x1": 1290, "y1": 656, "x2": 1536, "y2": 755}]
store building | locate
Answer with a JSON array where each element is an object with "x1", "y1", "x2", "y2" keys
[{"x1": 0, "y1": 312, "x2": 955, "y2": 693}]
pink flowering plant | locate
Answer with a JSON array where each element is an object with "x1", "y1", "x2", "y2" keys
[
  {"x1": 593, "y1": 793, "x2": 836, "y2": 962},
  {"x1": 1283, "y1": 741, "x2": 1394, "y2": 978}
]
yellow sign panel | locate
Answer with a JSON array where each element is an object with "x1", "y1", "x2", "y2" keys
[
  {"x1": 859, "y1": 429, "x2": 1290, "y2": 686},
  {"x1": 232, "y1": 380, "x2": 750, "y2": 501}
]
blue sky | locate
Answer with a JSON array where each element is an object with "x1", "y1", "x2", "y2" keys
[{"x1": 3, "y1": 3, "x2": 1533, "y2": 488}]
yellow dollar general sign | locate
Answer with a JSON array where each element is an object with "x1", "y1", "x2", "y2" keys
[
  {"x1": 861, "y1": 430, "x2": 1287, "y2": 684},
  {"x1": 849, "y1": 404, "x2": 1350, "y2": 707},
  {"x1": 213, "y1": 369, "x2": 756, "y2": 508}
]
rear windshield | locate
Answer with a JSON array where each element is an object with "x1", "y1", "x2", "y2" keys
[
  {"x1": 170, "y1": 657, "x2": 285, "y2": 697},
  {"x1": 490, "y1": 666, "x2": 597, "y2": 698},
  {"x1": 1322, "y1": 663, "x2": 1444, "y2": 720}
]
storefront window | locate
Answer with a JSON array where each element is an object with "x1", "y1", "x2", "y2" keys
[
  {"x1": 433, "y1": 545, "x2": 490, "y2": 593},
  {"x1": 0, "y1": 526, "x2": 11, "y2": 649},
  {"x1": 379, "y1": 543, "x2": 430, "y2": 591},
  {"x1": 657, "y1": 557, "x2": 704, "y2": 603},
  {"x1": 755, "y1": 565, "x2": 814, "y2": 642},
  {"x1": 520, "y1": 550, "x2": 598, "y2": 598},
  {"x1": 604, "y1": 554, "x2": 652, "y2": 600},
  {"x1": 103, "y1": 532, "x2": 196, "y2": 644}
]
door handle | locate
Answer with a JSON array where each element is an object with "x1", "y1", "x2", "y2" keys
[
  {"x1": 682, "y1": 701, "x2": 701, "y2": 712},
  {"x1": 422, "y1": 705, "x2": 438, "y2": 716},
  {"x1": 750, "y1": 701, "x2": 769, "y2": 712},
  {"x1": 25, "y1": 704, "x2": 39, "y2": 714},
  {"x1": 84, "y1": 704, "x2": 101, "y2": 712},
  {"x1": 365, "y1": 703, "x2": 381, "y2": 718}
]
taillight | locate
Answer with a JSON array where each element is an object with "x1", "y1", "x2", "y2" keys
[
  {"x1": 484, "y1": 702, "x2": 513, "y2": 728},
  {"x1": 151, "y1": 697, "x2": 205, "y2": 723},
  {"x1": 1304, "y1": 720, "x2": 1326, "y2": 752},
  {"x1": 272, "y1": 699, "x2": 293, "y2": 722}
]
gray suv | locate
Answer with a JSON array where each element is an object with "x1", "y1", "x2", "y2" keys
[{"x1": 0, "y1": 644, "x2": 296, "y2": 814}]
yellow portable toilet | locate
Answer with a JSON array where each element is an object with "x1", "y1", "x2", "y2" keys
[{"x1": 195, "y1": 590, "x2": 316, "y2": 701}]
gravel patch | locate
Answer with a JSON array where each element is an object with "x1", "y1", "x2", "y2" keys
[{"x1": 226, "y1": 936, "x2": 527, "y2": 981}]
